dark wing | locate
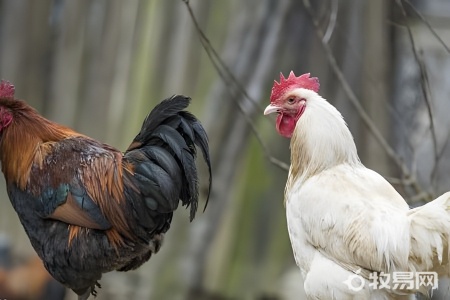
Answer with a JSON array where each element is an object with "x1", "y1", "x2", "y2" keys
[
  {"x1": 40, "y1": 181, "x2": 111, "y2": 230},
  {"x1": 28, "y1": 137, "x2": 130, "y2": 232}
]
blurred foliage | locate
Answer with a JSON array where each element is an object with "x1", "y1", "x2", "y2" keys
[{"x1": 0, "y1": 0, "x2": 450, "y2": 299}]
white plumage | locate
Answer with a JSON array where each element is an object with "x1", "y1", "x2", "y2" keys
[{"x1": 265, "y1": 76, "x2": 450, "y2": 299}]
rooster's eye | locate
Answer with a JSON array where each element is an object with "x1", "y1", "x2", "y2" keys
[{"x1": 287, "y1": 97, "x2": 295, "y2": 104}]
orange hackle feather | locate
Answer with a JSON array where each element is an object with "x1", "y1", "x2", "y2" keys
[
  {"x1": 67, "y1": 225, "x2": 83, "y2": 247},
  {"x1": 0, "y1": 99, "x2": 79, "y2": 190},
  {"x1": 67, "y1": 226, "x2": 125, "y2": 251},
  {"x1": 80, "y1": 152, "x2": 134, "y2": 242},
  {"x1": 0, "y1": 96, "x2": 134, "y2": 247}
]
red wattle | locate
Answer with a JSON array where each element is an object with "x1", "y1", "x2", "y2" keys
[
  {"x1": 276, "y1": 114, "x2": 296, "y2": 138},
  {"x1": 275, "y1": 105, "x2": 306, "y2": 138}
]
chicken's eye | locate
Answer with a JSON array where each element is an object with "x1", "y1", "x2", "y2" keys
[{"x1": 287, "y1": 97, "x2": 295, "y2": 104}]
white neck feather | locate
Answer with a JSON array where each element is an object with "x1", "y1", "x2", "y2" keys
[{"x1": 288, "y1": 91, "x2": 360, "y2": 186}]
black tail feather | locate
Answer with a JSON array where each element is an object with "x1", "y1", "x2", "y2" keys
[
  {"x1": 139, "y1": 95, "x2": 190, "y2": 135},
  {"x1": 126, "y1": 95, "x2": 211, "y2": 222},
  {"x1": 179, "y1": 111, "x2": 212, "y2": 212}
]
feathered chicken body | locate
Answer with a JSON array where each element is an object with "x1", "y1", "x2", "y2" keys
[
  {"x1": 0, "y1": 81, "x2": 211, "y2": 299},
  {"x1": 265, "y1": 72, "x2": 450, "y2": 299}
]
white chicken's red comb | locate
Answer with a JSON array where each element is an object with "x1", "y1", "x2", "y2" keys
[
  {"x1": 0, "y1": 80, "x2": 15, "y2": 98},
  {"x1": 270, "y1": 71, "x2": 319, "y2": 102}
]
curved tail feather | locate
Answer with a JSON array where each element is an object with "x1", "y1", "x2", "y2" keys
[{"x1": 124, "y1": 95, "x2": 212, "y2": 222}]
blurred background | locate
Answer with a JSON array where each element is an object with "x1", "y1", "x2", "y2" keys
[{"x1": 0, "y1": 0, "x2": 450, "y2": 299}]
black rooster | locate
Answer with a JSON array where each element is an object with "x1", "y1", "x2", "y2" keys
[{"x1": 0, "y1": 81, "x2": 212, "y2": 299}]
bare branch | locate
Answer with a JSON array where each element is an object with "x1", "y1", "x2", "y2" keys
[
  {"x1": 403, "y1": 0, "x2": 450, "y2": 53},
  {"x1": 410, "y1": 191, "x2": 432, "y2": 204},
  {"x1": 384, "y1": 176, "x2": 416, "y2": 186},
  {"x1": 182, "y1": 0, "x2": 289, "y2": 172},
  {"x1": 395, "y1": 0, "x2": 438, "y2": 184},
  {"x1": 302, "y1": 0, "x2": 432, "y2": 202},
  {"x1": 182, "y1": 0, "x2": 262, "y2": 114},
  {"x1": 323, "y1": 0, "x2": 339, "y2": 44},
  {"x1": 431, "y1": 131, "x2": 450, "y2": 191}
]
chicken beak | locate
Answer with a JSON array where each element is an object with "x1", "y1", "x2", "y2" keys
[{"x1": 264, "y1": 104, "x2": 281, "y2": 115}]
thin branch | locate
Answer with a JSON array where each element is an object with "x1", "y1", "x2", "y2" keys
[
  {"x1": 322, "y1": 0, "x2": 339, "y2": 44},
  {"x1": 409, "y1": 191, "x2": 432, "y2": 204},
  {"x1": 430, "y1": 131, "x2": 450, "y2": 191},
  {"x1": 182, "y1": 0, "x2": 289, "y2": 172},
  {"x1": 384, "y1": 176, "x2": 416, "y2": 186},
  {"x1": 396, "y1": 0, "x2": 438, "y2": 190},
  {"x1": 403, "y1": 0, "x2": 450, "y2": 53},
  {"x1": 302, "y1": 0, "x2": 432, "y2": 202},
  {"x1": 182, "y1": 0, "x2": 263, "y2": 114}
]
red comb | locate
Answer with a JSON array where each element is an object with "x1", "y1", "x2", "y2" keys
[
  {"x1": 0, "y1": 80, "x2": 15, "y2": 98},
  {"x1": 270, "y1": 71, "x2": 319, "y2": 102}
]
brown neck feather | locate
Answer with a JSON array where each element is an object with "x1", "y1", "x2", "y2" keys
[{"x1": 0, "y1": 104, "x2": 79, "y2": 189}]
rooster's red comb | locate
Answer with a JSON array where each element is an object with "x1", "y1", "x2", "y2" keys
[
  {"x1": 0, "y1": 80, "x2": 15, "y2": 98},
  {"x1": 270, "y1": 71, "x2": 319, "y2": 102}
]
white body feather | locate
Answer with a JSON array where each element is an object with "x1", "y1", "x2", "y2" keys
[{"x1": 285, "y1": 89, "x2": 450, "y2": 299}]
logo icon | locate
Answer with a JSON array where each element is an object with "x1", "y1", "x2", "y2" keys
[{"x1": 343, "y1": 269, "x2": 365, "y2": 292}]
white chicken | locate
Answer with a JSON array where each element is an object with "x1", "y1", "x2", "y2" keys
[{"x1": 264, "y1": 71, "x2": 450, "y2": 299}]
